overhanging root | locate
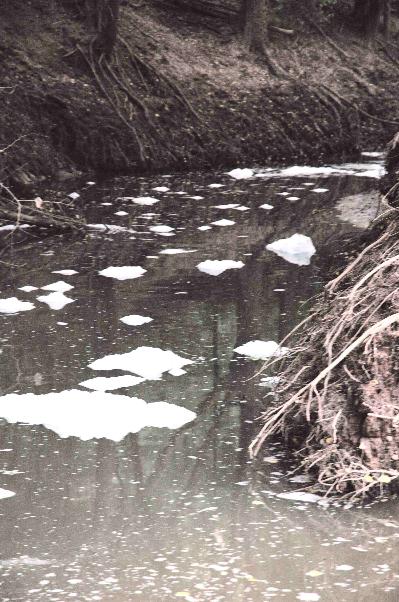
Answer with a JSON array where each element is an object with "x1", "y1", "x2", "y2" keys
[{"x1": 250, "y1": 222, "x2": 399, "y2": 499}]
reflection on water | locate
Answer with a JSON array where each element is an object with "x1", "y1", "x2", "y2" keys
[{"x1": 0, "y1": 164, "x2": 397, "y2": 601}]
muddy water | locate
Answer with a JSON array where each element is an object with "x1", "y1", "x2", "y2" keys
[{"x1": 0, "y1": 160, "x2": 398, "y2": 602}]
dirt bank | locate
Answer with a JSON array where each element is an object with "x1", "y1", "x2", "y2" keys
[
  {"x1": 251, "y1": 140, "x2": 399, "y2": 500},
  {"x1": 1, "y1": 0, "x2": 399, "y2": 200}
]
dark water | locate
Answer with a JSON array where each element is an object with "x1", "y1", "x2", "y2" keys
[{"x1": 0, "y1": 160, "x2": 398, "y2": 602}]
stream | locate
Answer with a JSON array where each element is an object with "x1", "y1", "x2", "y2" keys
[{"x1": 1, "y1": 156, "x2": 398, "y2": 602}]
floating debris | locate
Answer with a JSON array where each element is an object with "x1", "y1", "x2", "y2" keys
[
  {"x1": 197, "y1": 260, "x2": 244, "y2": 276},
  {"x1": 266, "y1": 234, "x2": 316, "y2": 266},
  {"x1": 98, "y1": 266, "x2": 146, "y2": 280}
]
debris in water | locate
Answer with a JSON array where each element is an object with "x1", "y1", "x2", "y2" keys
[
  {"x1": 0, "y1": 390, "x2": 196, "y2": 440},
  {"x1": 197, "y1": 260, "x2": 244, "y2": 276},
  {"x1": 227, "y1": 168, "x2": 254, "y2": 179},
  {"x1": 89, "y1": 346, "x2": 194, "y2": 379},
  {"x1": 234, "y1": 340, "x2": 289, "y2": 360},
  {"x1": 115, "y1": 211, "x2": 128, "y2": 216},
  {"x1": 260, "y1": 204, "x2": 274, "y2": 210},
  {"x1": 266, "y1": 233, "x2": 316, "y2": 266},
  {"x1": 41, "y1": 281, "x2": 74, "y2": 293},
  {"x1": 68, "y1": 192, "x2": 80, "y2": 200},
  {"x1": 37, "y1": 292, "x2": 75, "y2": 310},
  {"x1": 120, "y1": 315, "x2": 153, "y2": 326},
  {"x1": 197, "y1": 226, "x2": 212, "y2": 231},
  {"x1": 0, "y1": 297, "x2": 35, "y2": 313},
  {"x1": 98, "y1": 266, "x2": 146, "y2": 280},
  {"x1": 311, "y1": 188, "x2": 329, "y2": 193},
  {"x1": 335, "y1": 565, "x2": 354, "y2": 571},
  {"x1": 79, "y1": 375, "x2": 144, "y2": 391},
  {"x1": 208, "y1": 184, "x2": 224, "y2": 188}
]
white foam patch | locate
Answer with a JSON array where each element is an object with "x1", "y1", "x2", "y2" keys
[
  {"x1": 159, "y1": 249, "x2": 196, "y2": 255},
  {"x1": 361, "y1": 151, "x2": 384, "y2": 158},
  {"x1": 287, "y1": 196, "x2": 300, "y2": 201},
  {"x1": 0, "y1": 390, "x2": 196, "y2": 440},
  {"x1": 87, "y1": 181, "x2": 96, "y2": 185},
  {"x1": 311, "y1": 188, "x2": 329, "y2": 193},
  {"x1": 0, "y1": 224, "x2": 31, "y2": 232},
  {"x1": 197, "y1": 260, "x2": 244, "y2": 276},
  {"x1": 119, "y1": 196, "x2": 160, "y2": 206},
  {"x1": 87, "y1": 224, "x2": 135, "y2": 234},
  {"x1": 52, "y1": 270, "x2": 78, "y2": 276},
  {"x1": 115, "y1": 211, "x2": 128, "y2": 216},
  {"x1": 18, "y1": 286, "x2": 38, "y2": 292},
  {"x1": 0, "y1": 298, "x2": 35, "y2": 314},
  {"x1": 276, "y1": 491, "x2": 325, "y2": 503},
  {"x1": 260, "y1": 204, "x2": 274, "y2": 210},
  {"x1": 234, "y1": 340, "x2": 289, "y2": 360},
  {"x1": 149, "y1": 225, "x2": 174, "y2": 233},
  {"x1": 208, "y1": 184, "x2": 224, "y2": 188},
  {"x1": 41, "y1": 281, "x2": 74, "y2": 293},
  {"x1": 266, "y1": 234, "x2": 316, "y2": 266},
  {"x1": 0, "y1": 487, "x2": 15, "y2": 500},
  {"x1": 188, "y1": 196, "x2": 204, "y2": 200},
  {"x1": 297, "y1": 594, "x2": 320, "y2": 602},
  {"x1": 89, "y1": 346, "x2": 193, "y2": 379},
  {"x1": 79, "y1": 375, "x2": 144, "y2": 391},
  {"x1": 152, "y1": 186, "x2": 169, "y2": 192},
  {"x1": 120, "y1": 315, "x2": 153, "y2": 326},
  {"x1": 227, "y1": 168, "x2": 254, "y2": 179},
  {"x1": 258, "y1": 376, "x2": 280, "y2": 388},
  {"x1": 99, "y1": 266, "x2": 146, "y2": 280},
  {"x1": 37, "y1": 292, "x2": 75, "y2": 310},
  {"x1": 214, "y1": 204, "x2": 239, "y2": 209},
  {"x1": 211, "y1": 219, "x2": 235, "y2": 227},
  {"x1": 197, "y1": 225, "x2": 212, "y2": 231},
  {"x1": 68, "y1": 192, "x2": 80, "y2": 200},
  {"x1": 234, "y1": 206, "x2": 250, "y2": 211}
]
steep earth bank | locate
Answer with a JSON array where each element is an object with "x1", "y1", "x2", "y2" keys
[
  {"x1": 1, "y1": 0, "x2": 399, "y2": 200},
  {"x1": 251, "y1": 140, "x2": 399, "y2": 500}
]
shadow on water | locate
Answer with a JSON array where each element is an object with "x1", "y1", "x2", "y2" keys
[{"x1": 0, "y1": 165, "x2": 398, "y2": 600}]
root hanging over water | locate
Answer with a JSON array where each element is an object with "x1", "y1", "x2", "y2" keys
[{"x1": 250, "y1": 215, "x2": 399, "y2": 500}]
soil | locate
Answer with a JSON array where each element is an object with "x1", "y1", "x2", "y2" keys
[{"x1": 1, "y1": 0, "x2": 399, "y2": 201}]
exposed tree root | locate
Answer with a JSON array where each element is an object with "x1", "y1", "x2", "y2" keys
[{"x1": 250, "y1": 197, "x2": 399, "y2": 500}]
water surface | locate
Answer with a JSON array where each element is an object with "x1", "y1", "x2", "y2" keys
[{"x1": 0, "y1": 162, "x2": 397, "y2": 602}]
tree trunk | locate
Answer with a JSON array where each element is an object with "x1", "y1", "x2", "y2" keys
[
  {"x1": 243, "y1": 0, "x2": 270, "y2": 54},
  {"x1": 383, "y1": 0, "x2": 391, "y2": 40},
  {"x1": 86, "y1": 0, "x2": 120, "y2": 59},
  {"x1": 352, "y1": 0, "x2": 384, "y2": 42}
]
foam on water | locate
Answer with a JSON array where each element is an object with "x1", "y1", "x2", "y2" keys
[
  {"x1": 79, "y1": 375, "x2": 144, "y2": 391},
  {"x1": 0, "y1": 298, "x2": 35, "y2": 314},
  {"x1": 211, "y1": 219, "x2": 235, "y2": 227},
  {"x1": 234, "y1": 340, "x2": 289, "y2": 360},
  {"x1": 120, "y1": 315, "x2": 153, "y2": 326},
  {"x1": 98, "y1": 266, "x2": 146, "y2": 280},
  {"x1": 37, "y1": 292, "x2": 75, "y2": 310},
  {"x1": 41, "y1": 281, "x2": 74, "y2": 293},
  {"x1": 197, "y1": 260, "x2": 244, "y2": 276},
  {"x1": 89, "y1": 346, "x2": 194, "y2": 379},
  {"x1": 0, "y1": 390, "x2": 196, "y2": 440},
  {"x1": 266, "y1": 233, "x2": 316, "y2": 266}
]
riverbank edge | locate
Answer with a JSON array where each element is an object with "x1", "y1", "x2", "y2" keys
[
  {"x1": 1, "y1": 1, "x2": 399, "y2": 212},
  {"x1": 251, "y1": 141, "x2": 399, "y2": 500}
]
